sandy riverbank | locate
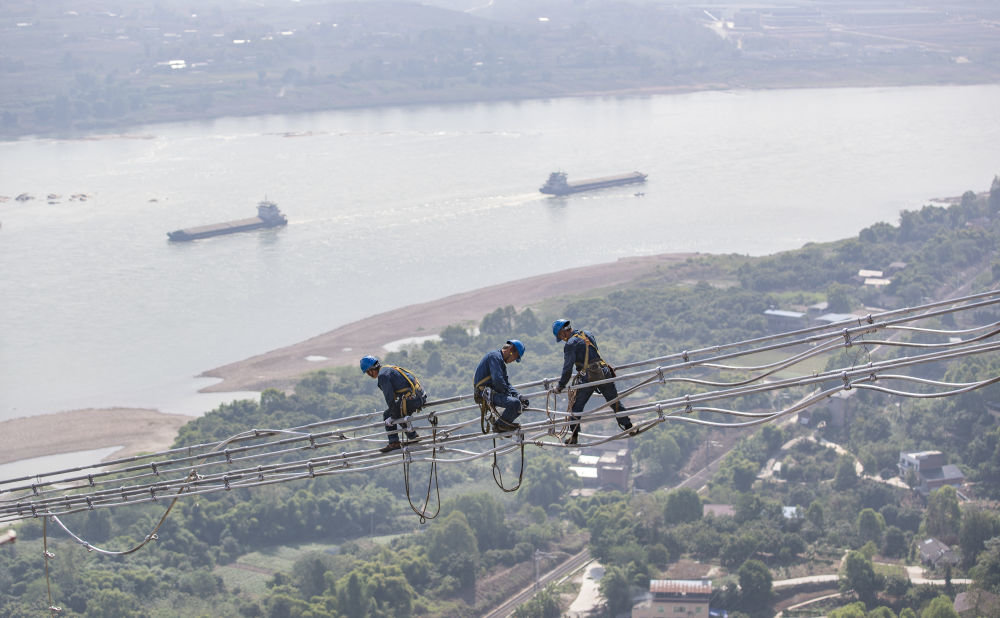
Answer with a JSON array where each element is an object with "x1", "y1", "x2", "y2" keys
[
  {"x1": 0, "y1": 408, "x2": 193, "y2": 466},
  {"x1": 0, "y1": 253, "x2": 698, "y2": 466}
]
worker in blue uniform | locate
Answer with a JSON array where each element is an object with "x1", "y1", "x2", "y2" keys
[
  {"x1": 473, "y1": 340, "x2": 528, "y2": 433},
  {"x1": 361, "y1": 356, "x2": 427, "y2": 453},
  {"x1": 552, "y1": 319, "x2": 633, "y2": 445}
]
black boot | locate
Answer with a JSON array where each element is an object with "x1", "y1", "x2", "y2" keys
[{"x1": 494, "y1": 418, "x2": 520, "y2": 433}]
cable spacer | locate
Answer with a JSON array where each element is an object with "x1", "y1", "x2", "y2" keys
[
  {"x1": 257, "y1": 466, "x2": 265, "y2": 481},
  {"x1": 121, "y1": 486, "x2": 128, "y2": 502},
  {"x1": 224, "y1": 449, "x2": 232, "y2": 464},
  {"x1": 684, "y1": 394, "x2": 693, "y2": 414},
  {"x1": 429, "y1": 413, "x2": 438, "y2": 426},
  {"x1": 31, "y1": 483, "x2": 38, "y2": 496},
  {"x1": 223, "y1": 475, "x2": 231, "y2": 490},
  {"x1": 843, "y1": 328, "x2": 852, "y2": 347},
  {"x1": 657, "y1": 367, "x2": 665, "y2": 383},
  {"x1": 149, "y1": 487, "x2": 158, "y2": 502},
  {"x1": 309, "y1": 435, "x2": 317, "y2": 449},
  {"x1": 842, "y1": 372, "x2": 852, "y2": 390},
  {"x1": 307, "y1": 462, "x2": 315, "y2": 478},
  {"x1": 87, "y1": 474, "x2": 95, "y2": 487},
  {"x1": 682, "y1": 350, "x2": 689, "y2": 362},
  {"x1": 85, "y1": 497, "x2": 94, "y2": 510},
  {"x1": 30, "y1": 504, "x2": 37, "y2": 518},
  {"x1": 150, "y1": 462, "x2": 159, "y2": 476},
  {"x1": 657, "y1": 404, "x2": 664, "y2": 420}
]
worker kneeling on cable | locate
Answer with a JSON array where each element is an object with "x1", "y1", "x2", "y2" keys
[
  {"x1": 473, "y1": 340, "x2": 528, "y2": 433},
  {"x1": 552, "y1": 319, "x2": 633, "y2": 445},
  {"x1": 361, "y1": 355, "x2": 427, "y2": 453}
]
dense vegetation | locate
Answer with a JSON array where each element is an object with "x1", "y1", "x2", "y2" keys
[{"x1": 2, "y1": 177, "x2": 1000, "y2": 616}]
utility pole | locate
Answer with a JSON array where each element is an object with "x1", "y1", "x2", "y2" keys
[{"x1": 533, "y1": 549, "x2": 558, "y2": 590}]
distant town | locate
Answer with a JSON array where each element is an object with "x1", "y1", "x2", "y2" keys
[{"x1": 2, "y1": 0, "x2": 999, "y2": 137}]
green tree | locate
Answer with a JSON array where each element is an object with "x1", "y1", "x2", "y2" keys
[
  {"x1": 834, "y1": 455, "x2": 859, "y2": 490},
  {"x1": 958, "y1": 508, "x2": 1000, "y2": 568},
  {"x1": 807, "y1": 501, "x2": 825, "y2": 528},
  {"x1": 291, "y1": 551, "x2": 336, "y2": 601},
  {"x1": 920, "y1": 595, "x2": 959, "y2": 618},
  {"x1": 426, "y1": 511, "x2": 479, "y2": 569},
  {"x1": 443, "y1": 492, "x2": 509, "y2": 551},
  {"x1": 731, "y1": 457, "x2": 758, "y2": 492},
  {"x1": 737, "y1": 559, "x2": 772, "y2": 613},
  {"x1": 858, "y1": 508, "x2": 886, "y2": 545},
  {"x1": 513, "y1": 584, "x2": 561, "y2": 618},
  {"x1": 598, "y1": 564, "x2": 634, "y2": 616},
  {"x1": 664, "y1": 487, "x2": 702, "y2": 523},
  {"x1": 827, "y1": 602, "x2": 868, "y2": 617},
  {"x1": 86, "y1": 588, "x2": 144, "y2": 618},
  {"x1": 924, "y1": 486, "x2": 961, "y2": 540},
  {"x1": 883, "y1": 526, "x2": 907, "y2": 558},
  {"x1": 840, "y1": 550, "x2": 881, "y2": 606},
  {"x1": 522, "y1": 452, "x2": 577, "y2": 508},
  {"x1": 971, "y1": 537, "x2": 1000, "y2": 593}
]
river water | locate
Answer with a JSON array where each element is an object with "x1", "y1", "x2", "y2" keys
[{"x1": 2, "y1": 85, "x2": 999, "y2": 422}]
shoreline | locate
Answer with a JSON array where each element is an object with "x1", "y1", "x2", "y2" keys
[
  {"x1": 0, "y1": 252, "x2": 698, "y2": 469},
  {"x1": 0, "y1": 408, "x2": 193, "y2": 467},
  {"x1": 199, "y1": 252, "x2": 700, "y2": 393}
]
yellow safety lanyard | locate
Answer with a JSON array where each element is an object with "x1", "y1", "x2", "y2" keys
[
  {"x1": 387, "y1": 365, "x2": 421, "y2": 395},
  {"x1": 388, "y1": 365, "x2": 421, "y2": 417},
  {"x1": 571, "y1": 332, "x2": 603, "y2": 371}
]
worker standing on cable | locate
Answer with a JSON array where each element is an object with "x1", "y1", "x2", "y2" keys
[
  {"x1": 361, "y1": 356, "x2": 427, "y2": 453},
  {"x1": 473, "y1": 340, "x2": 528, "y2": 433},
  {"x1": 552, "y1": 319, "x2": 633, "y2": 445}
]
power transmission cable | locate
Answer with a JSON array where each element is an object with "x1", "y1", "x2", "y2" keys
[{"x1": 2, "y1": 290, "x2": 999, "y2": 529}]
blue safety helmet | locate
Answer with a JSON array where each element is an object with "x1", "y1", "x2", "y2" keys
[
  {"x1": 360, "y1": 355, "x2": 380, "y2": 373},
  {"x1": 506, "y1": 339, "x2": 525, "y2": 362},
  {"x1": 552, "y1": 319, "x2": 571, "y2": 341}
]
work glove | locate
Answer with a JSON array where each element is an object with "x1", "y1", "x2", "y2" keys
[
  {"x1": 553, "y1": 385, "x2": 564, "y2": 394},
  {"x1": 519, "y1": 395, "x2": 529, "y2": 409}
]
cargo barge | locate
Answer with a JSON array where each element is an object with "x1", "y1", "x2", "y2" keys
[
  {"x1": 539, "y1": 171, "x2": 647, "y2": 196},
  {"x1": 167, "y1": 199, "x2": 287, "y2": 241}
]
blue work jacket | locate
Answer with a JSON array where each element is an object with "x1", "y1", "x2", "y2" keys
[
  {"x1": 473, "y1": 349, "x2": 519, "y2": 398},
  {"x1": 377, "y1": 366, "x2": 421, "y2": 412},
  {"x1": 558, "y1": 330, "x2": 602, "y2": 389}
]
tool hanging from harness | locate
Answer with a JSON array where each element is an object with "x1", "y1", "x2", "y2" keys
[
  {"x1": 567, "y1": 331, "x2": 616, "y2": 408},
  {"x1": 475, "y1": 377, "x2": 525, "y2": 491},
  {"x1": 388, "y1": 365, "x2": 426, "y2": 431},
  {"x1": 474, "y1": 375, "x2": 498, "y2": 434}
]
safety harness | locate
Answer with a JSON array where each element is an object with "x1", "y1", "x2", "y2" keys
[
  {"x1": 387, "y1": 365, "x2": 424, "y2": 419},
  {"x1": 474, "y1": 376, "x2": 525, "y2": 491}
]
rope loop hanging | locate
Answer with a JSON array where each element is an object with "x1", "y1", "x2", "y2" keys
[
  {"x1": 491, "y1": 434, "x2": 525, "y2": 493},
  {"x1": 401, "y1": 428, "x2": 441, "y2": 523}
]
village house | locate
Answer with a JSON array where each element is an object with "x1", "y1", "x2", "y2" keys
[
  {"x1": 632, "y1": 579, "x2": 712, "y2": 617},
  {"x1": 897, "y1": 450, "x2": 965, "y2": 496}
]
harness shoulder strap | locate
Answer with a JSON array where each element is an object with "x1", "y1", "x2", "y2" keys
[
  {"x1": 571, "y1": 331, "x2": 600, "y2": 370},
  {"x1": 387, "y1": 365, "x2": 421, "y2": 394}
]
